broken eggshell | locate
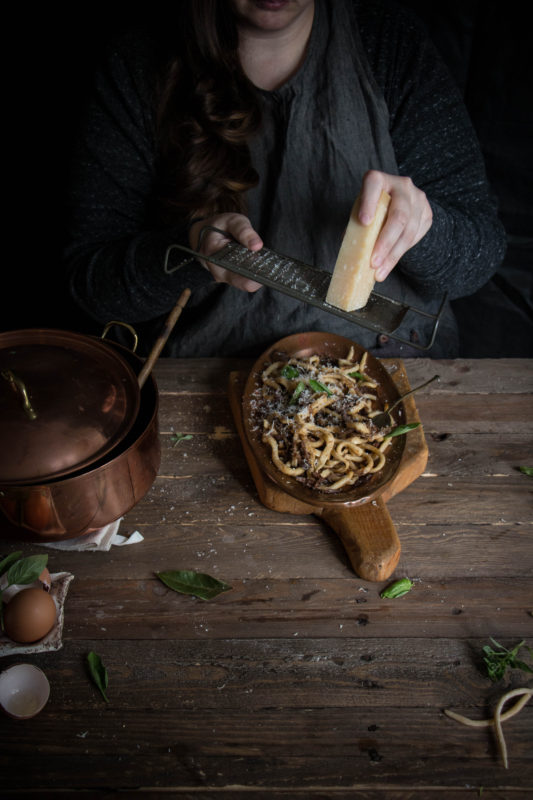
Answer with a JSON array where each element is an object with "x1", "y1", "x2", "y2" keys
[
  {"x1": 0, "y1": 565, "x2": 52, "y2": 597},
  {"x1": 0, "y1": 663, "x2": 50, "y2": 719}
]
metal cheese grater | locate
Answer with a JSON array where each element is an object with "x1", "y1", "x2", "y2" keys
[{"x1": 164, "y1": 226, "x2": 447, "y2": 350}]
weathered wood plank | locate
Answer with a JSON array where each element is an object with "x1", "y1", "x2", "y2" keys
[
  {"x1": 2, "y1": 637, "x2": 531, "y2": 712},
  {"x1": 156, "y1": 430, "x2": 533, "y2": 480},
  {"x1": 391, "y1": 523, "x2": 533, "y2": 579},
  {"x1": 46, "y1": 577, "x2": 532, "y2": 641},
  {"x1": 3, "y1": 792, "x2": 529, "y2": 800},
  {"x1": 411, "y1": 395, "x2": 533, "y2": 433},
  {"x1": 1, "y1": 698, "x2": 530, "y2": 790},
  {"x1": 157, "y1": 391, "x2": 533, "y2": 435},
  {"x1": 153, "y1": 358, "x2": 533, "y2": 395},
  {"x1": 115, "y1": 470, "x2": 532, "y2": 528},
  {"x1": 154, "y1": 425, "x2": 533, "y2": 489},
  {"x1": 419, "y1": 433, "x2": 532, "y2": 478},
  {"x1": 402, "y1": 357, "x2": 533, "y2": 395},
  {"x1": 2, "y1": 752, "x2": 531, "y2": 793},
  {"x1": 3, "y1": 704, "x2": 532, "y2": 761},
  {"x1": 154, "y1": 356, "x2": 252, "y2": 393},
  {"x1": 31, "y1": 518, "x2": 533, "y2": 580}
]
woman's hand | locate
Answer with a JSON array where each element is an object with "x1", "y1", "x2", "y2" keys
[
  {"x1": 359, "y1": 170, "x2": 433, "y2": 281},
  {"x1": 189, "y1": 212, "x2": 264, "y2": 292}
]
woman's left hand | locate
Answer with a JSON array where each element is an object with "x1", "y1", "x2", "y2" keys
[
  {"x1": 189, "y1": 212, "x2": 264, "y2": 292},
  {"x1": 359, "y1": 170, "x2": 433, "y2": 281}
]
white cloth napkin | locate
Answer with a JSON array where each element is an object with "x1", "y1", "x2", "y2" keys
[{"x1": 43, "y1": 518, "x2": 144, "y2": 552}]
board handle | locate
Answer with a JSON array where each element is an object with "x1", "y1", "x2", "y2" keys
[{"x1": 319, "y1": 497, "x2": 401, "y2": 582}]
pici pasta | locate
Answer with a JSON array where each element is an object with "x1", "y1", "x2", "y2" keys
[{"x1": 249, "y1": 348, "x2": 394, "y2": 492}]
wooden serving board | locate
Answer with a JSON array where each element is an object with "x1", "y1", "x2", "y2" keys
[{"x1": 228, "y1": 359, "x2": 428, "y2": 582}]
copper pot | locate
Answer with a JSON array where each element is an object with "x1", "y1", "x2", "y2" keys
[
  {"x1": 0, "y1": 328, "x2": 142, "y2": 484},
  {"x1": 0, "y1": 334, "x2": 160, "y2": 542},
  {"x1": 0, "y1": 290, "x2": 190, "y2": 542}
]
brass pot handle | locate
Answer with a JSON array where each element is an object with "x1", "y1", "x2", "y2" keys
[
  {"x1": 101, "y1": 321, "x2": 139, "y2": 353},
  {"x1": 1, "y1": 369, "x2": 37, "y2": 421}
]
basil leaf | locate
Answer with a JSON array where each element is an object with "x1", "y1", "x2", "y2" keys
[
  {"x1": 308, "y1": 379, "x2": 332, "y2": 396},
  {"x1": 6, "y1": 554, "x2": 48, "y2": 587},
  {"x1": 87, "y1": 651, "x2": 109, "y2": 703},
  {"x1": 348, "y1": 371, "x2": 366, "y2": 381},
  {"x1": 380, "y1": 578, "x2": 413, "y2": 599},
  {"x1": 289, "y1": 380, "x2": 306, "y2": 404},
  {"x1": 156, "y1": 570, "x2": 232, "y2": 601},
  {"x1": 281, "y1": 364, "x2": 299, "y2": 379},
  {"x1": 384, "y1": 422, "x2": 420, "y2": 440},
  {"x1": 0, "y1": 551, "x2": 23, "y2": 578},
  {"x1": 171, "y1": 432, "x2": 193, "y2": 447},
  {"x1": 482, "y1": 638, "x2": 533, "y2": 682},
  {"x1": 518, "y1": 466, "x2": 533, "y2": 476}
]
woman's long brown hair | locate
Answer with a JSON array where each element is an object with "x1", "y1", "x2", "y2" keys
[{"x1": 155, "y1": 0, "x2": 262, "y2": 222}]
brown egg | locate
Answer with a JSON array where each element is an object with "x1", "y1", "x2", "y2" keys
[{"x1": 3, "y1": 587, "x2": 57, "y2": 643}]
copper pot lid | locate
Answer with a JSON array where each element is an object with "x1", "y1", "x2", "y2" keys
[
  {"x1": 0, "y1": 329, "x2": 141, "y2": 484},
  {"x1": 242, "y1": 331, "x2": 406, "y2": 508}
]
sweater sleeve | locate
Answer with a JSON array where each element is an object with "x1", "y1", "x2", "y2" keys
[
  {"x1": 63, "y1": 31, "x2": 210, "y2": 325},
  {"x1": 357, "y1": 1, "x2": 507, "y2": 300}
]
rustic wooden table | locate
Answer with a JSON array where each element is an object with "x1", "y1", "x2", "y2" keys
[{"x1": 1, "y1": 357, "x2": 532, "y2": 798}]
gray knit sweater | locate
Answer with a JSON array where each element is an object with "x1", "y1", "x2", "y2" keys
[{"x1": 65, "y1": 0, "x2": 506, "y2": 357}]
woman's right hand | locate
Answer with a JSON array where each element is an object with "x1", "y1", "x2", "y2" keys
[{"x1": 189, "y1": 213, "x2": 264, "y2": 292}]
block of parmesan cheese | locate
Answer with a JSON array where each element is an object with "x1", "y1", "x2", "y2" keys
[{"x1": 326, "y1": 189, "x2": 391, "y2": 311}]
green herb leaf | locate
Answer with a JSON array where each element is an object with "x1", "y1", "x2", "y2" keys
[
  {"x1": 289, "y1": 380, "x2": 306, "y2": 404},
  {"x1": 384, "y1": 422, "x2": 420, "y2": 440},
  {"x1": 513, "y1": 658, "x2": 533, "y2": 673},
  {"x1": 308, "y1": 379, "x2": 332, "y2": 396},
  {"x1": 5, "y1": 554, "x2": 48, "y2": 587},
  {"x1": 156, "y1": 570, "x2": 232, "y2": 601},
  {"x1": 482, "y1": 638, "x2": 533, "y2": 682},
  {"x1": 87, "y1": 651, "x2": 109, "y2": 703},
  {"x1": 0, "y1": 551, "x2": 23, "y2": 578},
  {"x1": 170, "y1": 432, "x2": 193, "y2": 447},
  {"x1": 348, "y1": 371, "x2": 366, "y2": 381},
  {"x1": 518, "y1": 466, "x2": 533, "y2": 476},
  {"x1": 0, "y1": 557, "x2": 8, "y2": 627},
  {"x1": 281, "y1": 364, "x2": 299, "y2": 379},
  {"x1": 380, "y1": 577, "x2": 413, "y2": 599}
]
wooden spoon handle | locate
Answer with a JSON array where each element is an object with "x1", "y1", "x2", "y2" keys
[
  {"x1": 137, "y1": 289, "x2": 191, "y2": 388},
  {"x1": 319, "y1": 496, "x2": 401, "y2": 582}
]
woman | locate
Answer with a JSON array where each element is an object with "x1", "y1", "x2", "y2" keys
[{"x1": 64, "y1": 0, "x2": 506, "y2": 357}]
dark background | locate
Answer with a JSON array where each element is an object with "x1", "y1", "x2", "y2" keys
[{"x1": 4, "y1": 1, "x2": 532, "y2": 356}]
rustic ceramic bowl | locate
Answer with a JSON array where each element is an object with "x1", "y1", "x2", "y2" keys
[{"x1": 242, "y1": 331, "x2": 406, "y2": 508}]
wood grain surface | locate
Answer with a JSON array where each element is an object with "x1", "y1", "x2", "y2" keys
[{"x1": 0, "y1": 357, "x2": 532, "y2": 798}]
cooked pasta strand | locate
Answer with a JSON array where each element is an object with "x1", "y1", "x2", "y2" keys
[{"x1": 250, "y1": 351, "x2": 394, "y2": 492}]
